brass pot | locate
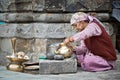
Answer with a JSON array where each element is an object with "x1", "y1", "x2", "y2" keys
[
  {"x1": 55, "y1": 43, "x2": 73, "y2": 58},
  {"x1": 6, "y1": 56, "x2": 29, "y2": 72},
  {"x1": 7, "y1": 63, "x2": 24, "y2": 72}
]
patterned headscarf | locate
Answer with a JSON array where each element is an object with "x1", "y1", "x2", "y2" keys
[{"x1": 70, "y1": 12, "x2": 106, "y2": 29}]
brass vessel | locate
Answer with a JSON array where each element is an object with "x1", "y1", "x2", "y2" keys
[
  {"x1": 55, "y1": 43, "x2": 73, "y2": 58},
  {"x1": 6, "y1": 38, "x2": 29, "y2": 72},
  {"x1": 6, "y1": 57, "x2": 29, "y2": 72}
]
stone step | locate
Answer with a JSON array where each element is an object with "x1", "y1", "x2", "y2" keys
[{"x1": 39, "y1": 58, "x2": 77, "y2": 74}]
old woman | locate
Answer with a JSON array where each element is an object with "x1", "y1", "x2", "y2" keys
[{"x1": 64, "y1": 12, "x2": 117, "y2": 72}]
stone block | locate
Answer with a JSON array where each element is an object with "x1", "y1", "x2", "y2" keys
[
  {"x1": 0, "y1": 38, "x2": 12, "y2": 54},
  {"x1": 33, "y1": 23, "x2": 72, "y2": 38},
  {"x1": 0, "y1": 0, "x2": 16, "y2": 12},
  {"x1": 34, "y1": 23, "x2": 76, "y2": 38},
  {"x1": 15, "y1": 0, "x2": 32, "y2": 11},
  {"x1": 43, "y1": 13, "x2": 65, "y2": 22},
  {"x1": 15, "y1": 13, "x2": 33, "y2": 22},
  {"x1": 0, "y1": 13, "x2": 33, "y2": 22},
  {"x1": 33, "y1": 13, "x2": 48, "y2": 22},
  {"x1": 46, "y1": 23, "x2": 76, "y2": 38},
  {"x1": 0, "y1": 24, "x2": 17, "y2": 37},
  {"x1": 82, "y1": 0, "x2": 111, "y2": 11},
  {"x1": 65, "y1": 0, "x2": 111, "y2": 12},
  {"x1": 15, "y1": 38, "x2": 34, "y2": 54},
  {"x1": 65, "y1": 0, "x2": 87, "y2": 12},
  {"x1": 0, "y1": 0, "x2": 33, "y2": 12},
  {"x1": 6, "y1": 13, "x2": 16, "y2": 22},
  {"x1": 33, "y1": 13, "x2": 72, "y2": 23},
  {"x1": 33, "y1": 23, "x2": 47, "y2": 38},
  {"x1": 0, "y1": 13, "x2": 6, "y2": 21},
  {"x1": 33, "y1": 13, "x2": 109, "y2": 23},
  {"x1": 0, "y1": 38, "x2": 12, "y2": 66},
  {"x1": 16, "y1": 24, "x2": 34, "y2": 38},
  {"x1": 39, "y1": 58, "x2": 77, "y2": 74},
  {"x1": 64, "y1": 13, "x2": 72, "y2": 22},
  {"x1": 46, "y1": 23, "x2": 66, "y2": 38},
  {"x1": 64, "y1": 23, "x2": 77, "y2": 37},
  {"x1": 96, "y1": 0, "x2": 111, "y2": 11},
  {"x1": 0, "y1": 51, "x2": 10, "y2": 66},
  {"x1": 32, "y1": 0, "x2": 44, "y2": 11},
  {"x1": 34, "y1": 13, "x2": 64, "y2": 22}
]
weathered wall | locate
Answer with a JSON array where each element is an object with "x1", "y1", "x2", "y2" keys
[{"x1": 0, "y1": 0, "x2": 117, "y2": 65}]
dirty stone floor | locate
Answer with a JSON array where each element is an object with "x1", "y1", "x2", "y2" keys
[{"x1": 0, "y1": 54, "x2": 120, "y2": 80}]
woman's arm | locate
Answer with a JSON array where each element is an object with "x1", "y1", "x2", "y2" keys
[{"x1": 73, "y1": 23, "x2": 102, "y2": 42}]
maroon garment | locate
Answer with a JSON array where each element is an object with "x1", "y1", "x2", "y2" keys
[{"x1": 84, "y1": 20, "x2": 117, "y2": 61}]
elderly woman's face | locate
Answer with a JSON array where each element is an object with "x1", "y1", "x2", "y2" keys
[{"x1": 72, "y1": 21, "x2": 87, "y2": 31}]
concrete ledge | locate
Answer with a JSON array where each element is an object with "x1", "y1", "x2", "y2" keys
[{"x1": 39, "y1": 58, "x2": 77, "y2": 74}]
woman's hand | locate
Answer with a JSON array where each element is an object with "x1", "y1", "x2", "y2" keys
[{"x1": 64, "y1": 37, "x2": 74, "y2": 44}]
